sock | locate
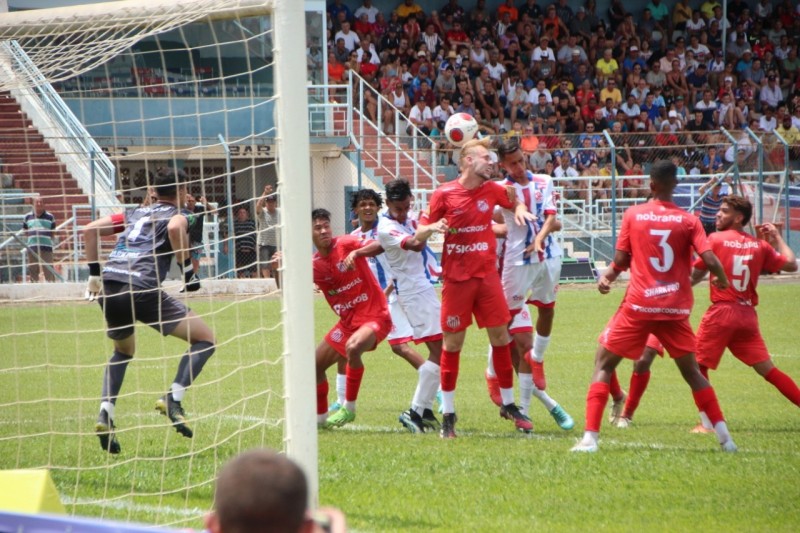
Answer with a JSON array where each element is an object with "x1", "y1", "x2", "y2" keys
[
  {"x1": 316, "y1": 380, "x2": 329, "y2": 416},
  {"x1": 101, "y1": 350, "x2": 132, "y2": 405},
  {"x1": 580, "y1": 430, "x2": 599, "y2": 446},
  {"x1": 440, "y1": 349, "x2": 461, "y2": 392},
  {"x1": 99, "y1": 401, "x2": 115, "y2": 420},
  {"x1": 417, "y1": 361, "x2": 440, "y2": 410},
  {"x1": 531, "y1": 386, "x2": 557, "y2": 411},
  {"x1": 698, "y1": 411, "x2": 713, "y2": 429},
  {"x1": 344, "y1": 400, "x2": 356, "y2": 412},
  {"x1": 609, "y1": 370, "x2": 624, "y2": 401},
  {"x1": 500, "y1": 387, "x2": 515, "y2": 406},
  {"x1": 692, "y1": 386, "x2": 724, "y2": 425},
  {"x1": 344, "y1": 364, "x2": 364, "y2": 403},
  {"x1": 492, "y1": 342, "x2": 514, "y2": 389},
  {"x1": 622, "y1": 371, "x2": 651, "y2": 419},
  {"x1": 519, "y1": 373, "x2": 533, "y2": 415},
  {"x1": 485, "y1": 344, "x2": 496, "y2": 377},
  {"x1": 441, "y1": 390, "x2": 456, "y2": 414},
  {"x1": 174, "y1": 340, "x2": 215, "y2": 389},
  {"x1": 171, "y1": 383, "x2": 186, "y2": 402},
  {"x1": 585, "y1": 382, "x2": 611, "y2": 432},
  {"x1": 531, "y1": 333, "x2": 550, "y2": 363},
  {"x1": 764, "y1": 367, "x2": 800, "y2": 406},
  {"x1": 336, "y1": 372, "x2": 347, "y2": 405}
]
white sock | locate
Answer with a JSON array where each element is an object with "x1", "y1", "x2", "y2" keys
[
  {"x1": 441, "y1": 390, "x2": 456, "y2": 414},
  {"x1": 418, "y1": 361, "x2": 440, "y2": 410},
  {"x1": 336, "y1": 373, "x2": 346, "y2": 405},
  {"x1": 519, "y1": 373, "x2": 533, "y2": 415},
  {"x1": 699, "y1": 411, "x2": 713, "y2": 429},
  {"x1": 485, "y1": 344, "x2": 496, "y2": 377},
  {"x1": 713, "y1": 421, "x2": 732, "y2": 444},
  {"x1": 171, "y1": 383, "x2": 185, "y2": 402},
  {"x1": 532, "y1": 386, "x2": 557, "y2": 411},
  {"x1": 500, "y1": 387, "x2": 515, "y2": 406},
  {"x1": 344, "y1": 400, "x2": 356, "y2": 412},
  {"x1": 100, "y1": 401, "x2": 115, "y2": 419},
  {"x1": 581, "y1": 430, "x2": 599, "y2": 444},
  {"x1": 317, "y1": 413, "x2": 328, "y2": 425},
  {"x1": 532, "y1": 334, "x2": 550, "y2": 363}
]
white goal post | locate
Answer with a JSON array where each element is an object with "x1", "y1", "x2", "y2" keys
[{"x1": 0, "y1": 0, "x2": 318, "y2": 522}]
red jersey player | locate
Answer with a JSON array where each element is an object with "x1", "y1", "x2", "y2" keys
[
  {"x1": 415, "y1": 137, "x2": 536, "y2": 438},
  {"x1": 571, "y1": 160, "x2": 737, "y2": 453},
  {"x1": 311, "y1": 208, "x2": 392, "y2": 428},
  {"x1": 690, "y1": 196, "x2": 799, "y2": 420}
]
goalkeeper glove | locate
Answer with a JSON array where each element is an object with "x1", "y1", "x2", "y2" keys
[
  {"x1": 181, "y1": 258, "x2": 201, "y2": 293},
  {"x1": 85, "y1": 262, "x2": 102, "y2": 301}
]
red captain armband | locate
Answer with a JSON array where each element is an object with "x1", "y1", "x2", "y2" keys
[
  {"x1": 610, "y1": 261, "x2": 626, "y2": 274},
  {"x1": 110, "y1": 212, "x2": 125, "y2": 233}
]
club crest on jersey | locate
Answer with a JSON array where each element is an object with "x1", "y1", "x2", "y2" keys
[
  {"x1": 446, "y1": 315, "x2": 461, "y2": 329},
  {"x1": 331, "y1": 329, "x2": 344, "y2": 342},
  {"x1": 535, "y1": 190, "x2": 543, "y2": 202},
  {"x1": 521, "y1": 309, "x2": 530, "y2": 320},
  {"x1": 336, "y1": 261, "x2": 348, "y2": 272},
  {"x1": 477, "y1": 200, "x2": 489, "y2": 212}
]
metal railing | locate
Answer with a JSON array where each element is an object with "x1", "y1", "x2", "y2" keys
[{"x1": 2, "y1": 41, "x2": 116, "y2": 193}]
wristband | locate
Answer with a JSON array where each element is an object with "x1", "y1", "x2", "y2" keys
[
  {"x1": 610, "y1": 261, "x2": 625, "y2": 274},
  {"x1": 88, "y1": 262, "x2": 101, "y2": 276}
]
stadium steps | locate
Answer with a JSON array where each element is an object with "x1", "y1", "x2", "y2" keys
[
  {"x1": 352, "y1": 119, "x2": 446, "y2": 189},
  {"x1": 0, "y1": 93, "x2": 88, "y2": 223}
]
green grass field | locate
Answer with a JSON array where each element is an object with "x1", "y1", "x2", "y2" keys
[{"x1": 1, "y1": 283, "x2": 799, "y2": 532}]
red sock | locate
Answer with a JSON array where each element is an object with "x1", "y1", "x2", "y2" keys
[
  {"x1": 345, "y1": 364, "x2": 365, "y2": 402},
  {"x1": 622, "y1": 371, "x2": 651, "y2": 419},
  {"x1": 609, "y1": 370, "x2": 624, "y2": 401},
  {"x1": 585, "y1": 382, "x2": 610, "y2": 432},
  {"x1": 492, "y1": 342, "x2": 514, "y2": 389},
  {"x1": 316, "y1": 380, "x2": 329, "y2": 415},
  {"x1": 692, "y1": 386, "x2": 724, "y2": 425},
  {"x1": 764, "y1": 367, "x2": 800, "y2": 407},
  {"x1": 699, "y1": 364, "x2": 709, "y2": 380},
  {"x1": 440, "y1": 349, "x2": 460, "y2": 392}
]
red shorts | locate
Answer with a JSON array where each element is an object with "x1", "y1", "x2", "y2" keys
[
  {"x1": 599, "y1": 310, "x2": 695, "y2": 360},
  {"x1": 645, "y1": 334, "x2": 665, "y2": 356},
  {"x1": 696, "y1": 303, "x2": 769, "y2": 370},
  {"x1": 324, "y1": 315, "x2": 393, "y2": 358},
  {"x1": 441, "y1": 271, "x2": 511, "y2": 332}
]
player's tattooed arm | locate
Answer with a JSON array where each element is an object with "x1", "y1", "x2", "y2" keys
[
  {"x1": 414, "y1": 218, "x2": 449, "y2": 242},
  {"x1": 699, "y1": 250, "x2": 730, "y2": 289},
  {"x1": 343, "y1": 240, "x2": 384, "y2": 269}
]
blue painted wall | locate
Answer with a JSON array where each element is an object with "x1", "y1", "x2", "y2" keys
[{"x1": 63, "y1": 98, "x2": 275, "y2": 144}]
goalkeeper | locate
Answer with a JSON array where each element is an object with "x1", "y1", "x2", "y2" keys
[{"x1": 83, "y1": 168, "x2": 216, "y2": 454}]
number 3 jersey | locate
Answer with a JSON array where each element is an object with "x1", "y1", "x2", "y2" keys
[
  {"x1": 102, "y1": 203, "x2": 180, "y2": 289},
  {"x1": 617, "y1": 200, "x2": 709, "y2": 320},
  {"x1": 694, "y1": 229, "x2": 787, "y2": 307}
]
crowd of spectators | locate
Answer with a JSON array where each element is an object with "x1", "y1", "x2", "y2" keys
[{"x1": 321, "y1": 0, "x2": 800, "y2": 192}]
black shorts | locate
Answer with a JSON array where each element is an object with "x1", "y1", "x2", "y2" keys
[{"x1": 99, "y1": 281, "x2": 188, "y2": 340}]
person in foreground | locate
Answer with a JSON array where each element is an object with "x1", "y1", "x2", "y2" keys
[
  {"x1": 311, "y1": 208, "x2": 391, "y2": 428},
  {"x1": 205, "y1": 449, "x2": 346, "y2": 533},
  {"x1": 689, "y1": 196, "x2": 799, "y2": 427},
  {"x1": 571, "y1": 160, "x2": 737, "y2": 453},
  {"x1": 415, "y1": 137, "x2": 537, "y2": 438},
  {"x1": 83, "y1": 168, "x2": 215, "y2": 454}
]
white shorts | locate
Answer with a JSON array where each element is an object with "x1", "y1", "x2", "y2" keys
[
  {"x1": 502, "y1": 257, "x2": 562, "y2": 311},
  {"x1": 509, "y1": 305, "x2": 534, "y2": 335},
  {"x1": 397, "y1": 286, "x2": 443, "y2": 343},
  {"x1": 387, "y1": 296, "x2": 414, "y2": 344}
]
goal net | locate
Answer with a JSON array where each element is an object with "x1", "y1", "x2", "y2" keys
[{"x1": 0, "y1": 0, "x2": 317, "y2": 528}]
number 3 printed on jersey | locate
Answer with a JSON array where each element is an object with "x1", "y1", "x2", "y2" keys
[{"x1": 649, "y1": 229, "x2": 674, "y2": 273}]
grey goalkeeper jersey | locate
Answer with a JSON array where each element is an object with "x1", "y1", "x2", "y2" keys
[{"x1": 102, "y1": 202, "x2": 180, "y2": 290}]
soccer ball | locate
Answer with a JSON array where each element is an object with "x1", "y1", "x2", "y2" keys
[{"x1": 444, "y1": 113, "x2": 479, "y2": 147}]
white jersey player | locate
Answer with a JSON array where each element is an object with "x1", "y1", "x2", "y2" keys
[
  {"x1": 377, "y1": 179, "x2": 443, "y2": 433},
  {"x1": 328, "y1": 189, "x2": 427, "y2": 413},
  {"x1": 485, "y1": 138, "x2": 574, "y2": 431}
]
